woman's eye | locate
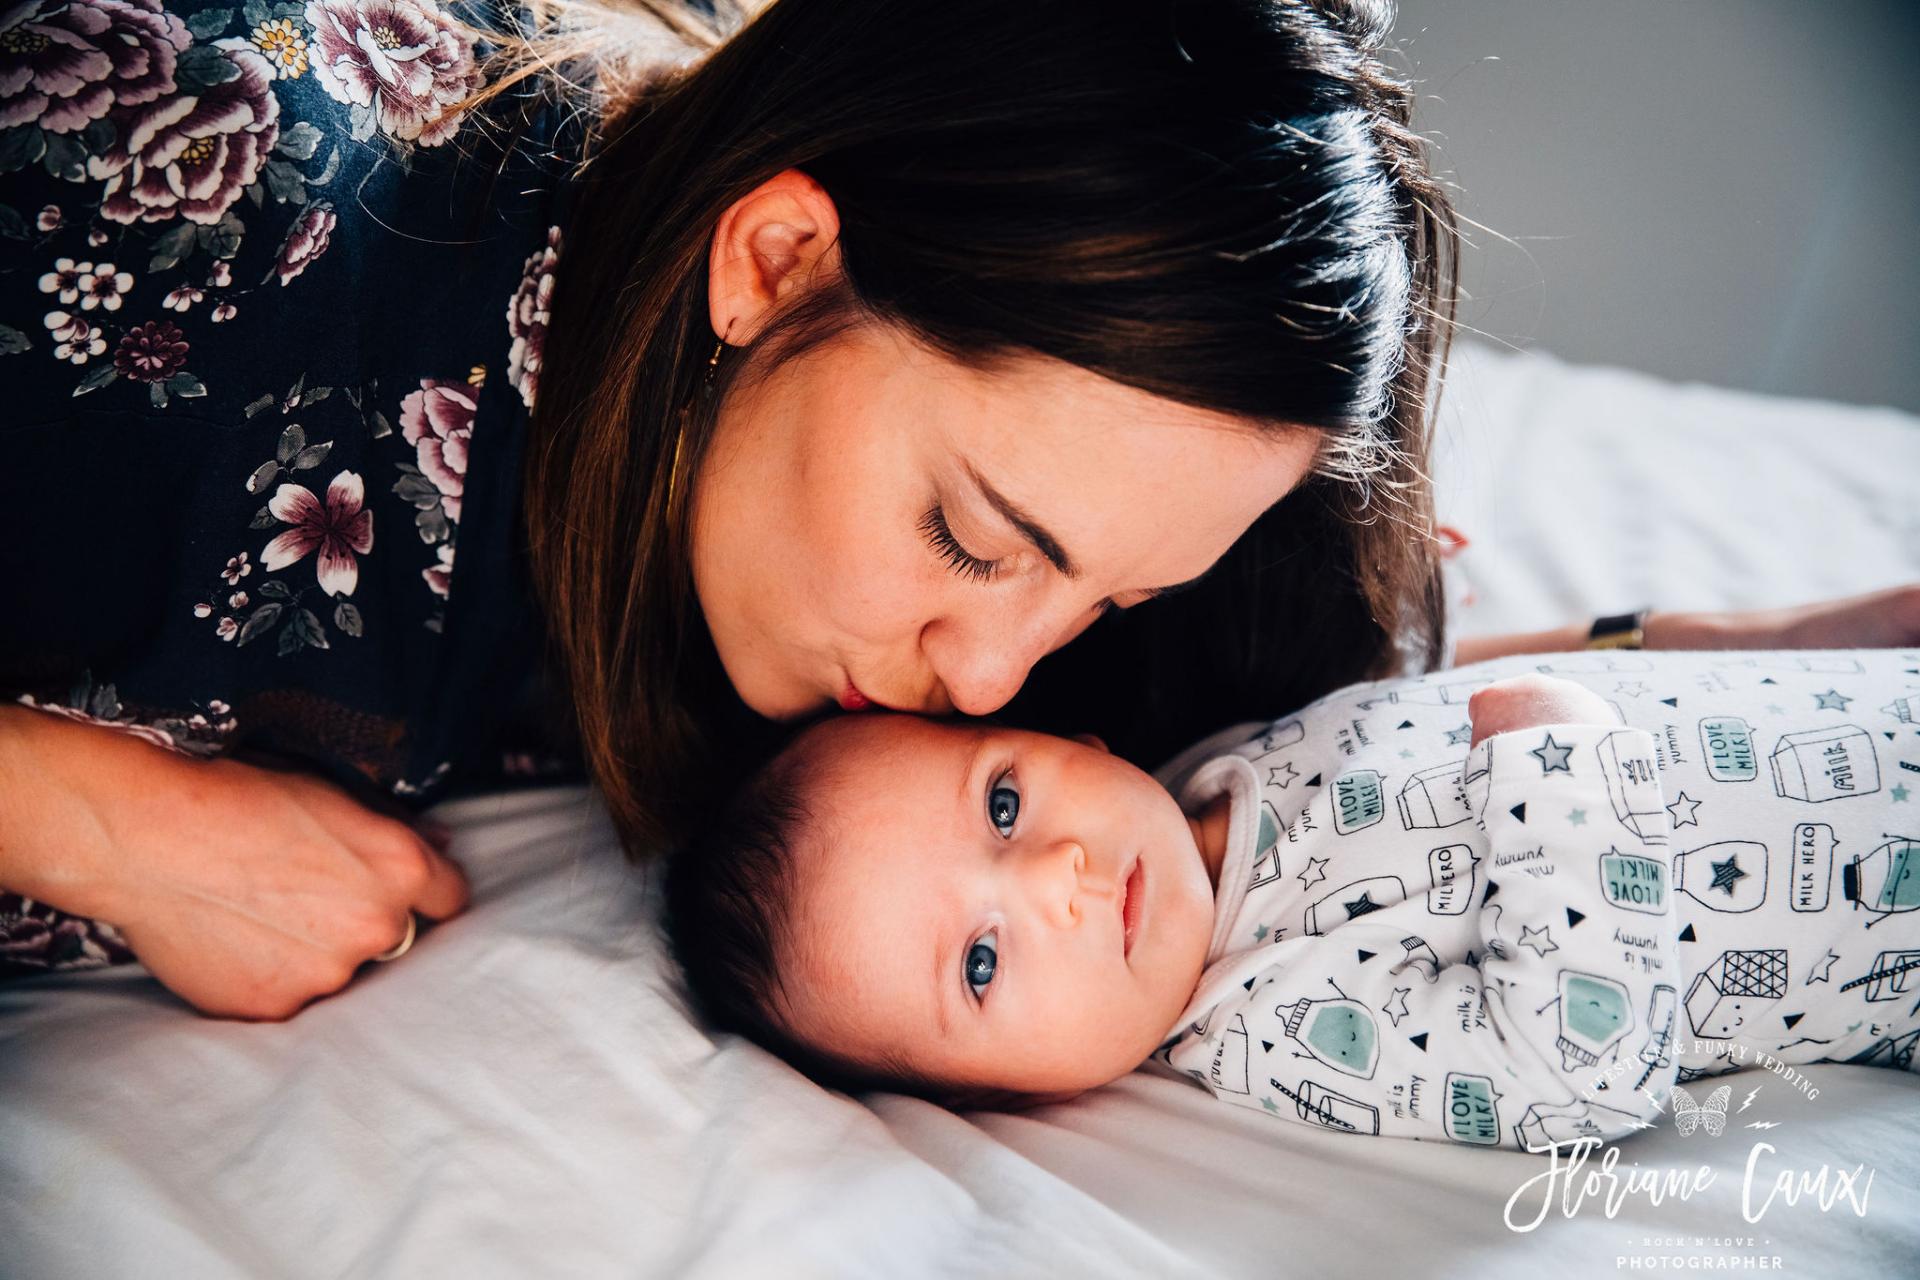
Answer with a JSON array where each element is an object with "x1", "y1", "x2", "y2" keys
[
  {"x1": 965, "y1": 928, "x2": 998, "y2": 1001},
  {"x1": 919, "y1": 502, "x2": 1001, "y2": 583},
  {"x1": 987, "y1": 777, "x2": 1020, "y2": 836}
]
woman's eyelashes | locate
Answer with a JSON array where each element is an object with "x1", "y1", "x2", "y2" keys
[
  {"x1": 965, "y1": 928, "x2": 999, "y2": 1002},
  {"x1": 919, "y1": 501, "x2": 1001, "y2": 583}
]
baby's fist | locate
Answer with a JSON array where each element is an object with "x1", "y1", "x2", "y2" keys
[{"x1": 1467, "y1": 674, "x2": 1619, "y2": 749}]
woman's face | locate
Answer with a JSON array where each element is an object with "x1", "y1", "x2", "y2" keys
[{"x1": 689, "y1": 171, "x2": 1321, "y2": 722}]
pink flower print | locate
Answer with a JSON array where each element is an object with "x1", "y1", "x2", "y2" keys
[
  {"x1": 216, "y1": 617, "x2": 238, "y2": 641},
  {"x1": 57, "y1": 326, "x2": 104, "y2": 364},
  {"x1": 89, "y1": 44, "x2": 280, "y2": 226},
  {"x1": 46, "y1": 313, "x2": 105, "y2": 364},
  {"x1": 274, "y1": 202, "x2": 336, "y2": 285},
  {"x1": 262, "y1": 470, "x2": 375, "y2": 597},
  {"x1": 36, "y1": 205, "x2": 62, "y2": 232},
  {"x1": 208, "y1": 261, "x2": 232, "y2": 287},
  {"x1": 399, "y1": 378, "x2": 472, "y2": 521},
  {"x1": 303, "y1": 0, "x2": 483, "y2": 147},
  {"x1": 193, "y1": 602, "x2": 213, "y2": 618},
  {"x1": 506, "y1": 226, "x2": 559, "y2": 409},
  {"x1": 112, "y1": 318, "x2": 188, "y2": 381},
  {"x1": 222, "y1": 551, "x2": 252, "y2": 583},
  {"x1": 76, "y1": 262, "x2": 132, "y2": 311},
  {"x1": 0, "y1": 0, "x2": 190, "y2": 135},
  {"x1": 228, "y1": 590, "x2": 248, "y2": 609},
  {"x1": 37, "y1": 258, "x2": 89, "y2": 304},
  {"x1": 86, "y1": 225, "x2": 108, "y2": 247},
  {"x1": 422, "y1": 541, "x2": 453, "y2": 598},
  {"x1": 163, "y1": 284, "x2": 203, "y2": 311},
  {"x1": 211, "y1": 301, "x2": 237, "y2": 323}
]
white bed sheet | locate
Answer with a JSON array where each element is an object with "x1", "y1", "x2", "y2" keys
[{"x1": 5, "y1": 342, "x2": 1919, "y2": 1279}]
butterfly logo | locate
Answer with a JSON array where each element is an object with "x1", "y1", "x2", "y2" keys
[{"x1": 1669, "y1": 1084, "x2": 1731, "y2": 1138}]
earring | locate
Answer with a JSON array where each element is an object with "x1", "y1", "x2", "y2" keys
[
  {"x1": 665, "y1": 414, "x2": 688, "y2": 514},
  {"x1": 668, "y1": 336, "x2": 725, "y2": 514}
]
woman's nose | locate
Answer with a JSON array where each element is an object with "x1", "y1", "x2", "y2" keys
[
  {"x1": 921, "y1": 598, "x2": 1090, "y2": 717},
  {"x1": 1020, "y1": 838, "x2": 1087, "y2": 930}
]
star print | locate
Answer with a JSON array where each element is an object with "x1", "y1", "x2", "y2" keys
[
  {"x1": 1615, "y1": 682, "x2": 1651, "y2": 698},
  {"x1": 1813, "y1": 689, "x2": 1853, "y2": 711},
  {"x1": 1518, "y1": 923, "x2": 1558, "y2": 958},
  {"x1": 1805, "y1": 950, "x2": 1840, "y2": 985},
  {"x1": 1267, "y1": 761, "x2": 1301, "y2": 789},
  {"x1": 1708, "y1": 853, "x2": 1748, "y2": 896},
  {"x1": 1399, "y1": 748, "x2": 1416, "y2": 760},
  {"x1": 1764, "y1": 704, "x2": 1786, "y2": 717},
  {"x1": 1383, "y1": 987, "x2": 1412, "y2": 1026},
  {"x1": 1666, "y1": 791, "x2": 1702, "y2": 827},
  {"x1": 1262, "y1": 1097, "x2": 1280, "y2": 1115},
  {"x1": 1297, "y1": 856, "x2": 1329, "y2": 890},
  {"x1": 1252, "y1": 923, "x2": 1269, "y2": 943},
  {"x1": 1894, "y1": 783, "x2": 1912, "y2": 803},
  {"x1": 1530, "y1": 734, "x2": 1574, "y2": 774},
  {"x1": 1343, "y1": 891, "x2": 1382, "y2": 921},
  {"x1": 1567, "y1": 809, "x2": 1588, "y2": 827},
  {"x1": 1445, "y1": 724, "x2": 1473, "y2": 746}
]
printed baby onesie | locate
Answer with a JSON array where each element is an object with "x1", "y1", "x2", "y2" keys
[{"x1": 1151, "y1": 648, "x2": 1920, "y2": 1154}]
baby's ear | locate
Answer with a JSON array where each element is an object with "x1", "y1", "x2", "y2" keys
[{"x1": 1070, "y1": 733, "x2": 1109, "y2": 754}]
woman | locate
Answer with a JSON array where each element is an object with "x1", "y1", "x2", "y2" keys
[{"x1": 0, "y1": 0, "x2": 1910, "y2": 1019}]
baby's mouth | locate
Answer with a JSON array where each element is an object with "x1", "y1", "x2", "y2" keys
[{"x1": 1121, "y1": 856, "x2": 1145, "y2": 958}]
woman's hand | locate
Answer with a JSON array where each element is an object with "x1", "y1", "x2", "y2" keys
[
  {"x1": 0, "y1": 705, "x2": 467, "y2": 1020},
  {"x1": 1643, "y1": 583, "x2": 1920, "y2": 650},
  {"x1": 1467, "y1": 674, "x2": 1618, "y2": 749}
]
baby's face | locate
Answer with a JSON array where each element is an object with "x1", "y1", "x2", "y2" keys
[{"x1": 776, "y1": 714, "x2": 1217, "y2": 1098}]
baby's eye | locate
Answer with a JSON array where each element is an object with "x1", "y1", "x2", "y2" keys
[
  {"x1": 987, "y1": 775, "x2": 1020, "y2": 836},
  {"x1": 965, "y1": 928, "x2": 999, "y2": 1001}
]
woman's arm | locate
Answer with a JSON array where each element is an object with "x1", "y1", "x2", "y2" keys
[
  {"x1": 1453, "y1": 583, "x2": 1920, "y2": 666},
  {"x1": 0, "y1": 704, "x2": 123, "y2": 918},
  {"x1": 0, "y1": 703, "x2": 469, "y2": 1019}
]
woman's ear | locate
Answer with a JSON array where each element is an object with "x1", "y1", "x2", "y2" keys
[
  {"x1": 706, "y1": 168, "x2": 846, "y2": 343},
  {"x1": 1070, "y1": 733, "x2": 1109, "y2": 754}
]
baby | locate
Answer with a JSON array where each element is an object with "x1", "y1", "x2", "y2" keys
[{"x1": 664, "y1": 649, "x2": 1920, "y2": 1152}]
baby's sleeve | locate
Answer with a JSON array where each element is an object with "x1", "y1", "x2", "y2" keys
[{"x1": 1168, "y1": 723, "x2": 1681, "y2": 1154}]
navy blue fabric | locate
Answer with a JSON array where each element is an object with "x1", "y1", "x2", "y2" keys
[{"x1": 0, "y1": 0, "x2": 588, "y2": 815}]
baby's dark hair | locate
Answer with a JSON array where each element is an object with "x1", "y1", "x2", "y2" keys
[{"x1": 662, "y1": 722, "x2": 1028, "y2": 1108}]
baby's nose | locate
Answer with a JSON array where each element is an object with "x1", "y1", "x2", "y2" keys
[{"x1": 1023, "y1": 838, "x2": 1088, "y2": 930}]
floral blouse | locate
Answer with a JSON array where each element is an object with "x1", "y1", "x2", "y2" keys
[{"x1": 0, "y1": 0, "x2": 591, "y2": 977}]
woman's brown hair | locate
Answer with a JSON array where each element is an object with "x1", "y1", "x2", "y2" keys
[{"x1": 516, "y1": 0, "x2": 1458, "y2": 857}]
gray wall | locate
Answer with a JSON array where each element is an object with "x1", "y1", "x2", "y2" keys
[{"x1": 1393, "y1": 0, "x2": 1919, "y2": 413}]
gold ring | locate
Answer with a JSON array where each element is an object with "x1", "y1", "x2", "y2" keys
[{"x1": 372, "y1": 912, "x2": 417, "y2": 963}]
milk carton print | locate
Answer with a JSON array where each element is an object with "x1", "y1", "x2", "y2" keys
[
  {"x1": 1157, "y1": 649, "x2": 1920, "y2": 1157},
  {"x1": 1770, "y1": 726, "x2": 1881, "y2": 802}
]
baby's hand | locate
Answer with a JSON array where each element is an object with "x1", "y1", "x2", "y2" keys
[{"x1": 1467, "y1": 674, "x2": 1619, "y2": 749}]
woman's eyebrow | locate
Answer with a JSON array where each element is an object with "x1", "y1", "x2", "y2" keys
[
  {"x1": 962, "y1": 460, "x2": 1214, "y2": 600},
  {"x1": 963, "y1": 461, "x2": 1081, "y2": 580}
]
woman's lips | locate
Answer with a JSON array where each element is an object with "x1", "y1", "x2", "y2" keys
[{"x1": 1121, "y1": 857, "x2": 1144, "y2": 958}]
